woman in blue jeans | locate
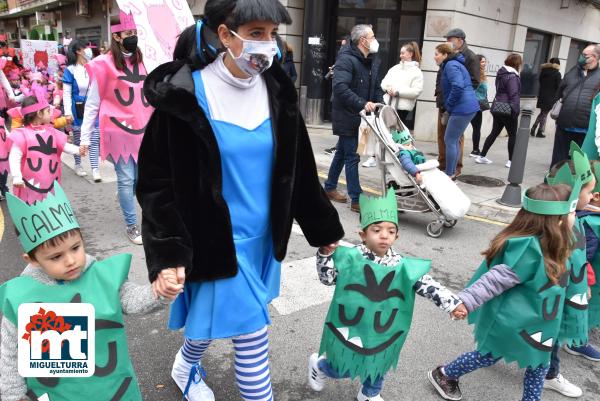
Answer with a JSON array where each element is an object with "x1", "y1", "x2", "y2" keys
[{"x1": 435, "y1": 43, "x2": 479, "y2": 177}]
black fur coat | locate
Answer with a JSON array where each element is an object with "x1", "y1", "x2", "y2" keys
[{"x1": 137, "y1": 60, "x2": 344, "y2": 283}]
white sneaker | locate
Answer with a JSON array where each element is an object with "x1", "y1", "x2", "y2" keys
[
  {"x1": 75, "y1": 165, "x2": 87, "y2": 176},
  {"x1": 357, "y1": 386, "x2": 384, "y2": 401},
  {"x1": 475, "y1": 156, "x2": 492, "y2": 164},
  {"x1": 171, "y1": 350, "x2": 215, "y2": 401},
  {"x1": 126, "y1": 225, "x2": 143, "y2": 245},
  {"x1": 307, "y1": 353, "x2": 327, "y2": 391},
  {"x1": 505, "y1": 160, "x2": 511, "y2": 168},
  {"x1": 362, "y1": 156, "x2": 377, "y2": 168},
  {"x1": 543, "y1": 373, "x2": 583, "y2": 398},
  {"x1": 92, "y1": 168, "x2": 102, "y2": 182}
]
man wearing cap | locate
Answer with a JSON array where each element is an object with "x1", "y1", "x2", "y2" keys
[
  {"x1": 0, "y1": 35, "x2": 22, "y2": 76},
  {"x1": 435, "y1": 28, "x2": 479, "y2": 175}
]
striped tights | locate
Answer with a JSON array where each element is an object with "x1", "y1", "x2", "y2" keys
[
  {"x1": 72, "y1": 126, "x2": 100, "y2": 170},
  {"x1": 181, "y1": 326, "x2": 274, "y2": 401}
]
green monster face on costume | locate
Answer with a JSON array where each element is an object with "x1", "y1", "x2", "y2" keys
[{"x1": 319, "y1": 247, "x2": 430, "y2": 383}]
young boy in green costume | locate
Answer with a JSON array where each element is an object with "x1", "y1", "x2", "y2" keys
[
  {"x1": 0, "y1": 182, "x2": 182, "y2": 401},
  {"x1": 565, "y1": 159, "x2": 600, "y2": 362},
  {"x1": 542, "y1": 141, "x2": 595, "y2": 398},
  {"x1": 308, "y1": 189, "x2": 467, "y2": 401},
  {"x1": 392, "y1": 129, "x2": 425, "y2": 183}
]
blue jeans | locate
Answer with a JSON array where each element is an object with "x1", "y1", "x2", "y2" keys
[
  {"x1": 546, "y1": 343, "x2": 560, "y2": 379},
  {"x1": 324, "y1": 135, "x2": 362, "y2": 203},
  {"x1": 112, "y1": 156, "x2": 138, "y2": 226},
  {"x1": 318, "y1": 358, "x2": 383, "y2": 397},
  {"x1": 445, "y1": 112, "x2": 476, "y2": 176}
]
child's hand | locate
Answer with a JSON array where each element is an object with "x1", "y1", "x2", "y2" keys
[
  {"x1": 415, "y1": 172, "x2": 422, "y2": 184},
  {"x1": 65, "y1": 115, "x2": 74, "y2": 124},
  {"x1": 12, "y1": 178, "x2": 24, "y2": 188},
  {"x1": 319, "y1": 241, "x2": 339, "y2": 256},
  {"x1": 451, "y1": 304, "x2": 468, "y2": 320},
  {"x1": 152, "y1": 267, "x2": 184, "y2": 300},
  {"x1": 79, "y1": 145, "x2": 89, "y2": 156}
]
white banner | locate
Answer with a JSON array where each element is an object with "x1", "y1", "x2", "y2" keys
[
  {"x1": 115, "y1": 0, "x2": 195, "y2": 73},
  {"x1": 19, "y1": 39, "x2": 58, "y2": 73}
]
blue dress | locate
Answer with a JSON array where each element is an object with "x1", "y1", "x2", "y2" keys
[{"x1": 167, "y1": 69, "x2": 281, "y2": 340}]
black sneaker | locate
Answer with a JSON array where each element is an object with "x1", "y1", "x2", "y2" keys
[
  {"x1": 324, "y1": 147, "x2": 336, "y2": 155},
  {"x1": 530, "y1": 127, "x2": 536, "y2": 137},
  {"x1": 536, "y1": 132, "x2": 546, "y2": 138},
  {"x1": 469, "y1": 149, "x2": 480, "y2": 157},
  {"x1": 428, "y1": 366, "x2": 462, "y2": 400}
]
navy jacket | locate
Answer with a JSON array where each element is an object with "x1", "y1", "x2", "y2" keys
[
  {"x1": 331, "y1": 44, "x2": 384, "y2": 137},
  {"x1": 556, "y1": 65, "x2": 600, "y2": 130},
  {"x1": 577, "y1": 210, "x2": 600, "y2": 262},
  {"x1": 494, "y1": 66, "x2": 521, "y2": 115},
  {"x1": 441, "y1": 54, "x2": 479, "y2": 116}
]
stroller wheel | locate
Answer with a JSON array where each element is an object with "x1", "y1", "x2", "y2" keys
[
  {"x1": 443, "y1": 219, "x2": 457, "y2": 228},
  {"x1": 426, "y1": 221, "x2": 444, "y2": 238}
]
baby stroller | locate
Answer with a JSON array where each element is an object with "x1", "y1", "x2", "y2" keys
[{"x1": 359, "y1": 105, "x2": 471, "y2": 238}]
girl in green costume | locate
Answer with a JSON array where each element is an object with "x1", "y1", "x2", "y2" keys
[
  {"x1": 0, "y1": 183, "x2": 181, "y2": 401},
  {"x1": 429, "y1": 183, "x2": 579, "y2": 401}
]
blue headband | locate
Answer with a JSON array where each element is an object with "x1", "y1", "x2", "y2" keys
[{"x1": 195, "y1": 19, "x2": 217, "y2": 62}]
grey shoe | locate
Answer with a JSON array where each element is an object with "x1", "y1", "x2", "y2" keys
[
  {"x1": 126, "y1": 224, "x2": 143, "y2": 245},
  {"x1": 75, "y1": 165, "x2": 87, "y2": 177},
  {"x1": 428, "y1": 366, "x2": 462, "y2": 400}
]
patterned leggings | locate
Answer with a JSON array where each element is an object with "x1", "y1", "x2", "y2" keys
[
  {"x1": 72, "y1": 126, "x2": 100, "y2": 169},
  {"x1": 181, "y1": 326, "x2": 274, "y2": 401},
  {"x1": 444, "y1": 350, "x2": 549, "y2": 401}
]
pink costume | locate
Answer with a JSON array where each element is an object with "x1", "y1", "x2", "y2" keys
[
  {"x1": 85, "y1": 55, "x2": 153, "y2": 164},
  {"x1": 0, "y1": 117, "x2": 10, "y2": 177},
  {"x1": 9, "y1": 125, "x2": 68, "y2": 204}
]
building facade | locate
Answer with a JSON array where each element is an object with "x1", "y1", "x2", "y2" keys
[{"x1": 0, "y1": 0, "x2": 598, "y2": 140}]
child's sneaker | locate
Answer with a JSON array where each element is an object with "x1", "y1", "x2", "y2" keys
[
  {"x1": 92, "y1": 168, "x2": 102, "y2": 183},
  {"x1": 171, "y1": 350, "x2": 215, "y2": 401},
  {"x1": 563, "y1": 343, "x2": 600, "y2": 361},
  {"x1": 357, "y1": 387, "x2": 384, "y2": 401},
  {"x1": 75, "y1": 165, "x2": 87, "y2": 176},
  {"x1": 428, "y1": 366, "x2": 462, "y2": 400},
  {"x1": 307, "y1": 353, "x2": 327, "y2": 391},
  {"x1": 475, "y1": 156, "x2": 492, "y2": 164},
  {"x1": 543, "y1": 373, "x2": 582, "y2": 397},
  {"x1": 126, "y1": 224, "x2": 143, "y2": 245}
]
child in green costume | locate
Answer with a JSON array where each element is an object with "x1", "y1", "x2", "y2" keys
[
  {"x1": 0, "y1": 182, "x2": 182, "y2": 401},
  {"x1": 392, "y1": 129, "x2": 425, "y2": 183},
  {"x1": 429, "y1": 181, "x2": 581, "y2": 401},
  {"x1": 564, "y1": 159, "x2": 600, "y2": 362},
  {"x1": 542, "y1": 142, "x2": 595, "y2": 398},
  {"x1": 308, "y1": 189, "x2": 467, "y2": 401}
]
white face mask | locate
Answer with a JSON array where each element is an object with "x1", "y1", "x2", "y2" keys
[
  {"x1": 368, "y1": 38, "x2": 379, "y2": 54},
  {"x1": 83, "y1": 48, "x2": 93, "y2": 60},
  {"x1": 228, "y1": 30, "x2": 277, "y2": 77}
]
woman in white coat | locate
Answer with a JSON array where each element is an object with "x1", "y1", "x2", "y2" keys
[{"x1": 363, "y1": 42, "x2": 423, "y2": 167}]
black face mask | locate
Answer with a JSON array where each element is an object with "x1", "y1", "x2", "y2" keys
[
  {"x1": 122, "y1": 35, "x2": 138, "y2": 53},
  {"x1": 0, "y1": 42, "x2": 6, "y2": 48}
]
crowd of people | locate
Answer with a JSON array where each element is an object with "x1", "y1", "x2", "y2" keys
[{"x1": 0, "y1": 1, "x2": 599, "y2": 401}]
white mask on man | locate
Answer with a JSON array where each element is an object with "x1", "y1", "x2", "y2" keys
[{"x1": 369, "y1": 38, "x2": 379, "y2": 54}]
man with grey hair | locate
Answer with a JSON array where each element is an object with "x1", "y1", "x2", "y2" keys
[
  {"x1": 324, "y1": 24, "x2": 384, "y2": 214},
  {"x1": 550, "y1": 43, "x2": 600, "y2": 166}
]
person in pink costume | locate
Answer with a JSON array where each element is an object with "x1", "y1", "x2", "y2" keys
[
  {"x1": 80, "y1": 10, "x2": 153, "y2": 245},
  {"x1": 8, "y1": 94, "x2": 79, "y2": 204},
  {"x1": 0, "y1": 116, "x2": 9, "y2": 200}
]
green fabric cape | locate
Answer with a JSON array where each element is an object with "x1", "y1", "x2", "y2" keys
[
  {"x1": 0, "y1": 254, "x2": 142, "y2": 401},
  {"x1": 468, "y1": 236, "x2": 568, "y2": 369},
  {"x1": 581, "y1": 92, "x2": 600, "y2": 160},
  {"x1": 578, "y1": 213, "x2": 600, "y2": 328},
  {"x1": 319, "y1": 246, "x2": 430, "y2": 383}
]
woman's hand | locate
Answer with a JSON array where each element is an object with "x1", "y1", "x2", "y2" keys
[
  {"x1": 318, "y1": 241, "x2": 339, "y2": 256},
  {"x1": 152, "y1": 267, "x2": 185, "y2": 300}
]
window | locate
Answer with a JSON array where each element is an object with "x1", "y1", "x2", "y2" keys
[
  {"x1": 339, "y1": 0, "x2": 397, "y2": 9},
  {"x1": 402, "y1": 0, "x2": 426, "y2": 11},
  {"x1": 521, "y1": 30, "x2": 551, "y2": 97},
  {"x1": 566, "y1": 39, "x2": 589, "y2": 73}
]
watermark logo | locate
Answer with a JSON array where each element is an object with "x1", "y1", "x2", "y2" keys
[{"x1": 18, "y1": 303, "x2": 95, "y2": 377}]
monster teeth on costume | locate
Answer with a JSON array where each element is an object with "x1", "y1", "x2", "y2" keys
[
  {"x1": 542, "y1": 338, "x2": 553, "y2": 347},
  {"x1": 570, "y1": 293, "x2": 588, "y2": 305},
  {"x1": 531, "y1": 332, "x2": 542, "y2": 343},
  {"x1": 121, "y1": 120, "x2": 127, "y2": 126},
  {"x1": 348, "y1": 337, "x2": 363, "y2": 348},
  {"x1": 337, "y1": 327, "x2": 349, "y2": 340}
]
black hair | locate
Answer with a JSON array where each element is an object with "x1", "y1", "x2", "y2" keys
[
  {"x1": 175, "y1": 0, "x2": 291, "y2": 70},
  {"x1": 26, "y1": 228, "x2": 83, "y2": 260},
  {"x1": 549, "y1": 57, "x2": 560, "y2": 65},
  {"x1": 21, "y1": 95, "x2": 46, "y2": 126},
  {"x1": 66, "y1": 39, "x2": 87, "y2": 66}
]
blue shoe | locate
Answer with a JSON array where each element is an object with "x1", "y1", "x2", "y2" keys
[{"x1": 563, "y1": 343, "x2": 600, "y2": 362}]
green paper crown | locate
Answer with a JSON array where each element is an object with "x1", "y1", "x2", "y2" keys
[
  {"x1": 522, "y1": 179, "x2": 582, "y2": 215},
  {"x1": 359, "y1": 189, "x2": 398, "y2": 229},
  {"x1": 591, "y1": 162, "x2": 600, "y2": 193},
  {"x1": 6, "y1": 181, "x2": 80, "y2": 252},
  {"x1": 546, "y1": 142, "x2": 593, "y2": 186},
  {"x1": 391, "y1": 129, "x2": 412, "y2": 145}
]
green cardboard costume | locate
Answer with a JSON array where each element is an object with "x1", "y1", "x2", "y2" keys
[
  {"x1": 581, "y1": 92, "x2": 600, "y2": 161},
  {"x1": 546, "y1": 142, "x2": 592, "y2": 345},
  {"x1": 391, "y1": 129, "x2": 426, "y2": 165},
  {"x1": 1, "y1": 182, "x2": 142, "y2": 400},
  {"x1": 579, "y1": 213, "x2": 600, "y2": 328},
  {"x1": 319, "y1": 190, "x2": 430, "y2": 383},
  {"x1": 467, "y1": 180, "x2": 581, "y2": 369},
  {"x1": 318, "y1": 246, "x2": 430, "y2": 383}
]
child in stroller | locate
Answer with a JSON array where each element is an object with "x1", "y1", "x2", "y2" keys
[{"x1": 392, "y1": 129, "x2": 425, "y2": 184}]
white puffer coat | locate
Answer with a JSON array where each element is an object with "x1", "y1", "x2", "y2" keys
[{"x1": 381, "y1": 60, "x2": 424, "y2": 111}]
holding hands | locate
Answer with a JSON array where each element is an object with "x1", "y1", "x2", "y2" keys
[
  {"x1": 152, "y1": 266, "x2": 185, "y2": 301},
  {"x1": 451, "y1": 303, "x2": 468, "y2": 320},
  {"x1": 318, "y1": 241, "x2": 339, "y2": 256}
]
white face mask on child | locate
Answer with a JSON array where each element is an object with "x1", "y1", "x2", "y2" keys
[{"x1": 83, "y1": 48, "x2": 93, "y2": 60}]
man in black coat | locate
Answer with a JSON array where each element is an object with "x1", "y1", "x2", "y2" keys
[
  {"x1": 324, "y1": 24, "x2": 384, "y2": 213},
  {"x1": 435, "y1": 28, "x2": 480, "y2": 174},
  {"x1": 551, "y1": 44, "x2": 600, "y2": 166},
  {"x1": 531, "y1": 58, "x2": 561, "y2": 138}
]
